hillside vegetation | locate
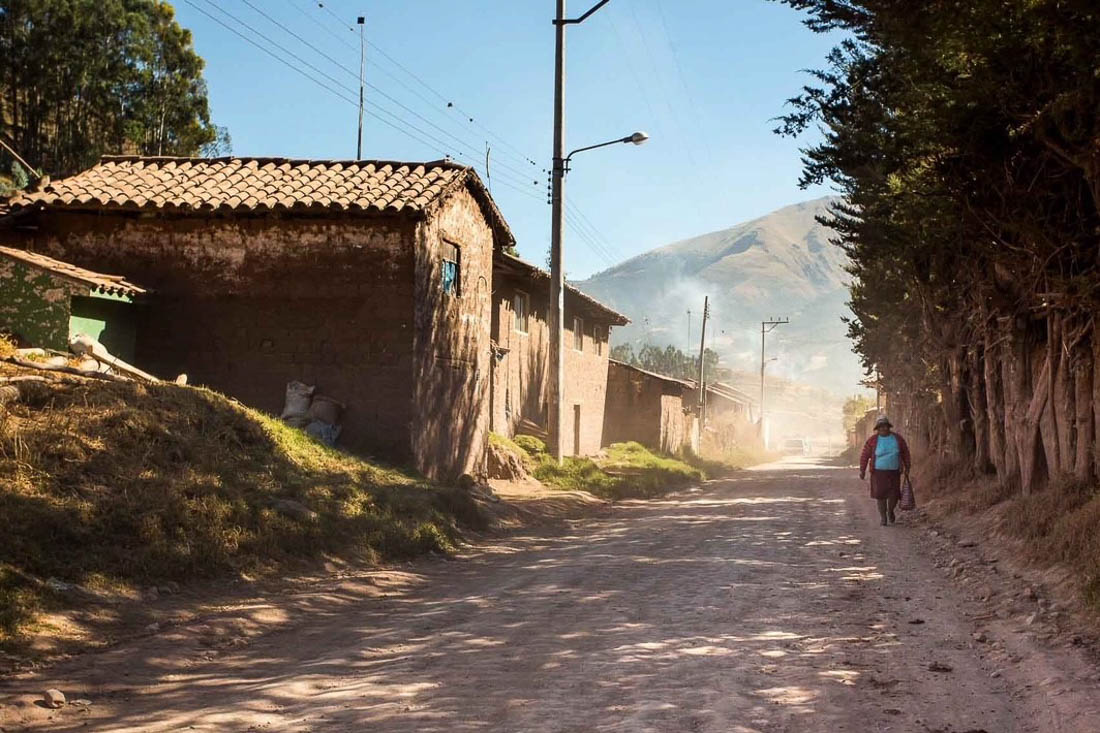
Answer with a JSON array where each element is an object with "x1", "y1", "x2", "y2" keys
[
  {"x1": 576, "y1": 197, "x2": 861, "y2": 395},
  {"x1": 0, "y1": 360, "x2": 480, "y2": 643}
]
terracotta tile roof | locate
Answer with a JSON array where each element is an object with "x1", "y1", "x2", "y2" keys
[
  {"x1": 0, "y1": 246, "x2": 147, "y2": 297},
  {"x1": 10, "y1": 156, "x2": 514, "y2": 244},
  {"x1": 494, "y1": 251, "x2": 630, "y2": 326},
  {"x1": 608, "y1": 359, "x2": 694, "y2": 390}
]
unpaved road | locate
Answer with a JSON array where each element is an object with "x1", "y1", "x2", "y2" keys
[{"x1": 4, "y1": 459, "x2": 1100, "y2": 732}]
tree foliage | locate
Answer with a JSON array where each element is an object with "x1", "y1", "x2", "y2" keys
[
  {"x1": 842, "y1": 394, "x2": 874, "y2": 433},
  {"x1": 778, "y1": 0, "x2": 1100, "y2": 491},
  {"x1": 0, "y1": 0, "x2": 227, "y2": 177},
  {"x1": 610, "y1": 343, "x2": 730, "y2": 384}
]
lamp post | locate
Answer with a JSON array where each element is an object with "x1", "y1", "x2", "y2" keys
[
  {"x1": 548, "y1": 0, "x2": 647, "y2": 465},
  {"x1": 548, "y1": 130, "x2": 647, "y2": 462}
]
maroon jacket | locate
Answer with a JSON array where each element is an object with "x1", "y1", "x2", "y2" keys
[{"x1": 859, "y1": 432, "x2": 911, "y2": 476}]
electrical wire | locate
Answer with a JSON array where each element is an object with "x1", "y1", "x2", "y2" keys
[
  {"x1": 197, "y1": 0, "x2": 542, "y2": 195},
  {"x1": 310, "y1": 1, "x2": 540, "y2": 168}
]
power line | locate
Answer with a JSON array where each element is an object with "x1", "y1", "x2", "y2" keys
[
  {"x1": 184, "y1": 0, "x2": 468, "y2": 163},
  {"x1": 566, "y1": 196, "x2": 623, "y2": 261},
  {"x1": 310, "y1": 1, "x2": 540, "y2": 169}
]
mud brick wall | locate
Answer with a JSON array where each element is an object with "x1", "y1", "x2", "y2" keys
[
  {"x1": 490, "y1": 273, "x2": 613, "y2": 457},
  {"x1": 25, "y1": 211, "x2": 418, "y2": 464},
  {"x1": 490, "y1": 275, "x2": 550, "y2": 441},
  {"x1": 412, "y1": 186, "x2": 494, "y2": 480},
  {"x1": 603, "y1": 361, "x2": 689, "y2": 453}
]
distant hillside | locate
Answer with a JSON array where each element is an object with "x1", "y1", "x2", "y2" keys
[{"x1": 575, "y1": 197, "x2": 865, "y2": 396}]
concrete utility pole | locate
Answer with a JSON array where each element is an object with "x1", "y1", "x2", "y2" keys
[
  {"x1": 549, "y1": 0, "x2": 634, "y2": 462},
  {"x1": 356, "y1": 16, "x2": 366, "y2": 159},
  {"x1": 696, "y1": 297, "x2": 709, "y2": 421},
  {"x1": 760, "y1": 317, "x2": 789, "y2": 445}
]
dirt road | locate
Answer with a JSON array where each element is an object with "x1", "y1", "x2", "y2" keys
[{"x1": 5, "y1": 459, "x2": 1100, "y2": 732}]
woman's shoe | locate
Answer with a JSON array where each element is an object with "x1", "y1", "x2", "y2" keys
[
  {"x1": 888, "y1": 510, "x2": 896, "y2": 524},
  {"x1": 880, "y1": 518, "x2": 888, "y2": 526}
]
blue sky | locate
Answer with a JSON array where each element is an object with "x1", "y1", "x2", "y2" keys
[{"x1": 173, "y1": 0, "x2": 839, "y2": 280}]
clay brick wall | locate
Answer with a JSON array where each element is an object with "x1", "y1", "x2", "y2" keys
[
  {"x1": 490, "y1": 274, "x2": 613, "y2": 456},
  {"x1": 412, "y1": 186, "x2": 493, "y2": 480},
  {"x1": 490, "y1": 274, "x2": 549, "y2": 440},
  {"x1": 603, "y1": 361, "x2": 690, "y2": 453},
  {"x1": 26, "y1": 211, "x2": 419, "y2": 464}
]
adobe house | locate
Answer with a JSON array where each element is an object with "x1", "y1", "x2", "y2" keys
[
  {"x1": 0, "y1": 245, "x2": 147, "y2": 360},
  {"x1": 603, "y1": 359, "x2": 695, "y2": 454},
  {"x1": 490, "y1": 251, "x2": 628, "y2": 456},
  {"x1": 5, "y1": 156, "x2": 514, "y2": 480}
]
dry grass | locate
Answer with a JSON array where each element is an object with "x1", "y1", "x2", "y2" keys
[
  {"x1": 917, "y1": 456, "x2": 1100, "y2": 611},
  {"x1": 0, "y1": 365, "x2": 482, "y2": 643}
]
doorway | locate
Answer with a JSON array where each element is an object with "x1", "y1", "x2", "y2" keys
[{"x1": 573, "y1": 404, "x2": 581, "y2": 456}]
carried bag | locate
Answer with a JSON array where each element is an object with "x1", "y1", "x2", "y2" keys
[{"x1": 900, "y1": 476, "x2": 917, "y2": 511}]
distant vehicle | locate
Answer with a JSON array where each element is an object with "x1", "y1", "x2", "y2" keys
[{"x1": 782, "y1": 438, "x2": 810, "y2": 456}]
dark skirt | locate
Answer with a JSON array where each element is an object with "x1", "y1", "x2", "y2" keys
[{"x1": 870, "y1": 470, "x2": 901, "y2": 501}]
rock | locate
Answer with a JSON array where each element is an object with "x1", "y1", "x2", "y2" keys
[
  {"x1": 43, "y1": 689, "x2": 66, "y2": 708},
  {"x1": 272, "y1": 499, "x2": 318, "y2": 523},
  {"x1": 70, "y1": 699, "x2": 93, "y2": 707},
  {"x1": 158, "y1": 585, "x2": 174, "y2": 596},
  {"x1": 991, "y1": 670, "x2": 1002, "y2": 678},
  {"x1": 908, "y1": 618, "x2": 926, "y2": 625},
  {"x1": 1025, "y1": 586, "x2": 1038, "y2": 601},
  {"x1": 972, "y1": 631, "x2": 988, "y2": 643},
  {"x1": 45, "y1": 578, "x2": 75, "y2": 594},
  {"x1": 146, "y1": 622, "x2": 160, "y2": 633},
  {"x1": 487, "y1": 440, "x2": 529, "y2": 480},
  {"x1": 928, "y1": 661, "x2": 954, "y2": 673},
  {"x1": 143, "y1": 586, "x2": 159, "y2": 601},
  {"x1": 164, "y1": 581, "x2": 181, "y2": 594},
  {"x1": 1026, "y1": 612, "x2": 1040, "y2": 626}
]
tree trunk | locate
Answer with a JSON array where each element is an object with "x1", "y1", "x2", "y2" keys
[
  {"x1": 1074, "y1": 343, "x2": 1094, "y2": 482},
  {"x1": 969, "y1": 343, "x2": 992, "y2": 473},
  {"x1": 1052, "y1": 313, "x2": 1074, "y2": 476},
  {"x1": 1020, "y1": 350, "x2": 1051, "y2": 494},
  {"x1": 984, "y1": 326, "x2": 1008, "y2": 480}
]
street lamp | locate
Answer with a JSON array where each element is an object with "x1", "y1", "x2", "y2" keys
[
  {"x1": 549, "y1": 130, "x2": 648, "y2": 462},
  {"x1": 564, "y1": 131, "x2": 649, "y2": 167}
]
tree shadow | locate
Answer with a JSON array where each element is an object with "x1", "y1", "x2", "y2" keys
[{"x1": 0, "y1": 467, "x2": 928, "y2": 732}]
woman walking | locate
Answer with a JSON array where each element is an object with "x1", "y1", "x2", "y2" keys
[{"x1": 859, "y1": 416, "x2": 911, "y2": 525}]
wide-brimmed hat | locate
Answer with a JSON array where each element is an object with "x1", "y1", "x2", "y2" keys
[{"x1": 874, "y1": 415, "x2": 893, "y2": 429}]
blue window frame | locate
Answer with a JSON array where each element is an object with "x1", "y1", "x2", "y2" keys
[{"x1": 441, "y1": 241, "x2": 460, "y2": 296}]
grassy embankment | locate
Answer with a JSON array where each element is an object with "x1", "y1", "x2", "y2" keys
[
  {"x1": 0, "y1": 345, "x2": 482, "y2": 644},
  {"x1": 919, "y1": 458, "x2": 1100, "y2": 611},
  {"x1": 495, "y1": 432, "x2": 768, "y2": 501}
]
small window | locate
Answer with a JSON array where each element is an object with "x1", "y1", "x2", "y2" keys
[
  {"x1": 441, "y1": 241, "x2": 460, "y2": 296},
  {"x1": 514, "y1": 291, "x2": 529, "y2": 333},
  {"x1": 594, "y1": 325, "x2": 604, "y2": 356},
  {"x1": 573, "y1": 316, "x2": 583, "y2": 351}
]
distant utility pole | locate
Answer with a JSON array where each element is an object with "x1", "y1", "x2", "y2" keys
[
  {"x1": 760, "y1": 317, "x2": 789, "y2": 437},
  {"x1": 687, "y1": 309, "x2": 692, "y2": 346},
  {"x1": 696, "y1": 296, "x2": 710, "y2": 420},
  {"x1": 356, "y1": 15, "x2": 366, "y2": 159}
]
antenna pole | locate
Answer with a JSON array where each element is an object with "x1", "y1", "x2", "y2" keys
[{"x1": 356, "y1": 16, "x2": 365, "y2": 159}]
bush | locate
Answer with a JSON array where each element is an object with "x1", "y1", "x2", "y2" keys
[
  {"x1": 513, "y1": 434, "x2": 548, "y2": 457},
  {"x1": 527, "y1": 440, "x2": 703, "y2": 501}
]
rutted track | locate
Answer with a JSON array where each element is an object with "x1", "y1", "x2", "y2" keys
[{"x1": 3, "y1": 459, "x2": 1098, "y2": 731}]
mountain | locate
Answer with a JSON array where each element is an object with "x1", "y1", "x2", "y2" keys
[{"x1": 574, "y1": 196, "x2": 866, "y2": 397}]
